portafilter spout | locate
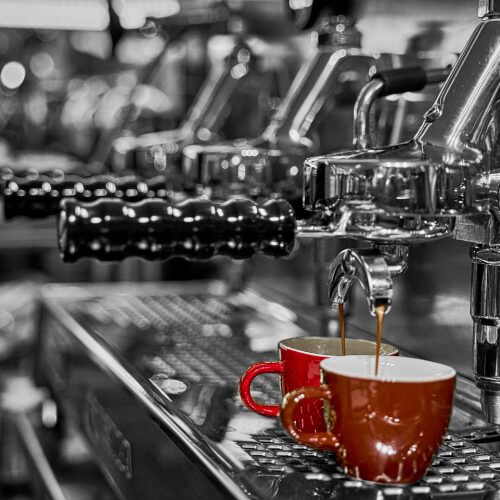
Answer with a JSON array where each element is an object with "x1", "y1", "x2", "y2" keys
[{"x1": 328, "y1": 244, "x2": 409, "y2": 315}]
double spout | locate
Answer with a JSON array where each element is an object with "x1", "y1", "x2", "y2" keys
[{"x1": 328, "y1": 244, "x2": 409, "y2": 315}]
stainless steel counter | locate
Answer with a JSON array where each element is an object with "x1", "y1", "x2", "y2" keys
[{"x1": 34, "y1": 281, "x2": 500, "y2": 500}]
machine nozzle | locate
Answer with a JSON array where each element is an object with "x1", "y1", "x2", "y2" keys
[{"x1": 328, "y1": 244, "x2": 408, "y2": 315}]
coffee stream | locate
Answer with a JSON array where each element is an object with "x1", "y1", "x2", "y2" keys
[
  {"x1": 338, "y1": 303, "x2": 346, "y2": 356},
  {"x1": 374, "y1": 304, "x2": 386, "y2": 375},
  {"x1": 338, "y1": 302, "x2": 386, "y2": 374}
]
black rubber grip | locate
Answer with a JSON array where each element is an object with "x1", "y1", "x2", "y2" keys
[
  {"x1": 2, "y1": 175, "x2": 169, "y2": 219},
  {"x1": 372, "y1": 66, "x2": 428, "y2": 97},
  {"x1": 58, "y1": 198, "x2": 296, "y2": 263}
]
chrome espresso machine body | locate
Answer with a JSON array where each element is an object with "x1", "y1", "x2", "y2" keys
[
  {"x1": 302, "y1": 0, "x2": 500, "y2": 424},
  {"x1": 22, "y1": 0, "x2": 500, "y2": 499}
]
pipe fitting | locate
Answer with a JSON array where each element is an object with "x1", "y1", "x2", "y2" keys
[{"x1": 328, "y1": 244, "x2": 409, "y2": 315}]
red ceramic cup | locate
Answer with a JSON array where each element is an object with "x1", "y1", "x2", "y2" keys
[
  {"x1": 239, "y1": 337, "x2": 398, "y2": 432},
  {"x1": 281, "y1": 355, "x2": 456, "y2": 484}
]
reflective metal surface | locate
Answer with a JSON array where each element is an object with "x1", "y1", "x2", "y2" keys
[
  {"x1": 111, "y1": 38, "x2": 278, "y2": 179},
  {"x1": 0, "y1": 0, "x2": 499, "y2": 496},
  {"x1": 328, "y1": 244, "x2": 408, "y2": 315},
  {"x1": 37, "y1": 281, "x2": 498, "y2": 500},
  {"x1": 303, "y1": 14, "x2": 500, "y2": 240},
  {"x1": 181, "y1": 16, "x2": 380, "y2": 202},
  {"x1": 353, "y1": 67, "x2": 451, "y2": 150},
  {"x1": 296, "y1": 2, "x2": 500, "y2": 421}
]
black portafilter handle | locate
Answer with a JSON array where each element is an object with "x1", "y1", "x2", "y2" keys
[
  {"x1": 58, "y1": 198, "x2": 297, "y2": 263},
  {"x1": 371, "y1": 66, "x2": 452, "y2": 97},
  {"x1": 2, "y1": 174, "x2": 170, "y2": 219}
]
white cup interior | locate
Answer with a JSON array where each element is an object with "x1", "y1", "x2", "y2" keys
[{"x1": 320, "y1": 355, "x2": 456, "y2": 382}]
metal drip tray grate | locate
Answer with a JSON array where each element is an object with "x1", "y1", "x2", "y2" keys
[
  {"x1": 71, "y1": 292, "x2": 284, "y2": 404},
  {"x1": 41, "y1": 284, "x2": 500, "y2": 499},
  {"x1": 236, "y1": 427, "x2": 500, "y2": 496}
]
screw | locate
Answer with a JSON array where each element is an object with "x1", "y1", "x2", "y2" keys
[{"x1": 424, "y1": 104, "x2": 442, "y2": 123}]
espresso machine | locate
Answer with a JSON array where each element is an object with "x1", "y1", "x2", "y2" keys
[{"x1": 6, "y1": 0, "x2": 500, "y2": 499}]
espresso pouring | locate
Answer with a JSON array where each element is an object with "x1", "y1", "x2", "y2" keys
[{"x1": 338, "y1": 302, "x2": 386, "y2": 375}]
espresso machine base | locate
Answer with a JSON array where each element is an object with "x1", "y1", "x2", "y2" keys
[{"x1": 36, "y1": 282, "x2": 500, "y2": 500}]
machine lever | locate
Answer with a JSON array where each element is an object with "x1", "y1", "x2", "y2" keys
[
  {"x1": 2, "y1": 175, "x2": 170, "y2": 219},
  {"x1": 58, "y1": 197, "x2": 296, "y2": 262}
]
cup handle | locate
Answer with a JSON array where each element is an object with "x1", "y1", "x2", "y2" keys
[
  {"x1": 280, "y1": 385, "x2": 339, "y2": 449},
  {"x1": 239, "y1": 361, "x2": 284, "y2": 417}
]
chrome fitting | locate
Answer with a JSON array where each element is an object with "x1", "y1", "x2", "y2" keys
[
  {"x1": 328, "y1": 244, "x2": 409, "y2": 315},
  {"x1": 478, "y1": 0, "x2": 500, "y2": 18}
]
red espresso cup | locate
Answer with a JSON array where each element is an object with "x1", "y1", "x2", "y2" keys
[
  {"x1": 239, "y1": 337, "x2": 398, "y2": 432},
  {"x1": 281, "y1": 355, "x2": 456, "y2": 484}
]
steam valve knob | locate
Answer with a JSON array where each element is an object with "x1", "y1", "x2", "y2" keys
[{"x1": 58, "y1": 198, "x2": 296, "y2": 262}]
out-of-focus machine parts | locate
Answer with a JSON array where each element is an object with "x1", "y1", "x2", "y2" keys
[
  {"x1": 1, "y1": 173, "x2": 171, "y2": 220},
  {"x1": 180, "y1": 8, "x2": 376, "y2": 206},
  {"x1": 109, "y1": 37, "x2": 283, "y2": 181}
]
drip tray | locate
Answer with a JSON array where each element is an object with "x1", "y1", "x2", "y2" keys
[
  {"x1": 37, "y1": 282, "x2": 498, "y2": 500},
  {"x1": 237, "y1": 426, "x2": 500, "y2": 498}
]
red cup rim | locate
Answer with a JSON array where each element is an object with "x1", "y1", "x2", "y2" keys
[{"x1": 278, "y1": 337, "x2": 398, "y2": 357}]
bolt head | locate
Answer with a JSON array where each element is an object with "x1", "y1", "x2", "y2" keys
[
  {"x1": 478, "y1": 0, "x2": 500, "y2": 18},
  {"x1": 424, "y1": 104, "x2": 442, "y2": 123}
]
